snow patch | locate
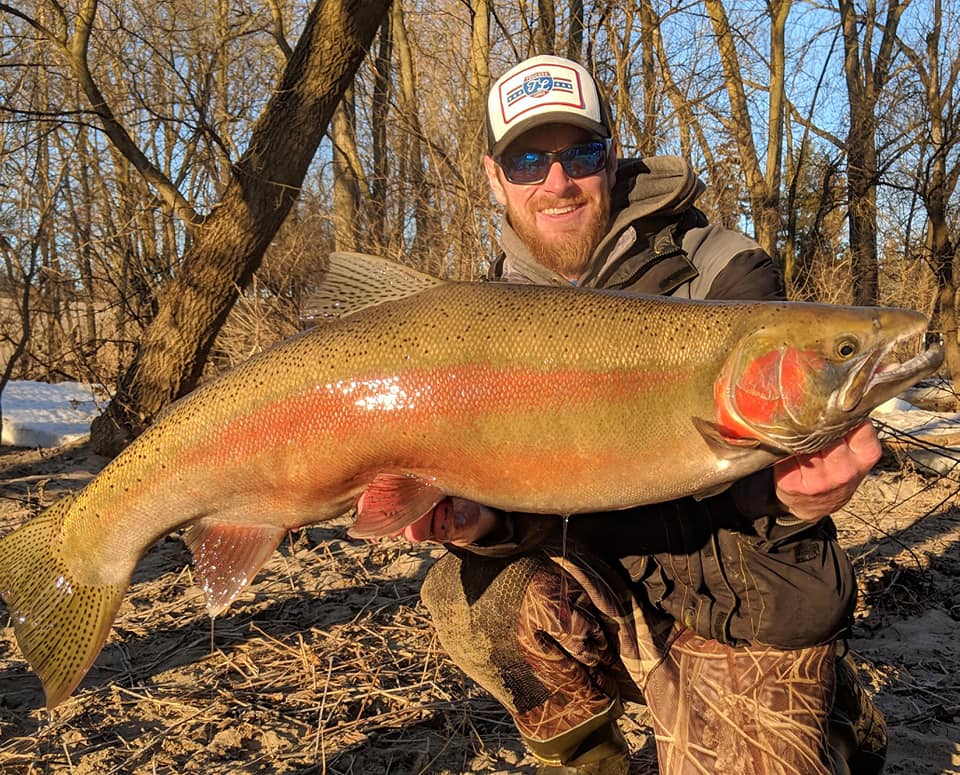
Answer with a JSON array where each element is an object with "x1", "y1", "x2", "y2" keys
[{"x1": 1, "y1": 381, "x2": 106, "y2": 448}]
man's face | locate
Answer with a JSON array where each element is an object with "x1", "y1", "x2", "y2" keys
[{"x1": 484, "y1": 123, "x2": 617, "y2": 280}]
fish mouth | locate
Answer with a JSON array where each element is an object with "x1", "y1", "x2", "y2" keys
[{"x1": 842, "y1": 332, "x2": 943, "y2": 413}]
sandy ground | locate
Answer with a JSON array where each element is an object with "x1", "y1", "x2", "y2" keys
[{"x1": 0, "y1": 439, "x2": 958, "y2": 774}]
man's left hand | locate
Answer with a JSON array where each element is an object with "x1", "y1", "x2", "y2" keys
[{"x1": 773, "y1": 421, "x2": 882, "y2": 522}]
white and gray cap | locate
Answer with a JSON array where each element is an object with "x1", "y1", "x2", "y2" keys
[{"x1": 486, "y1": 55, "x2": 612, "y2": 158}]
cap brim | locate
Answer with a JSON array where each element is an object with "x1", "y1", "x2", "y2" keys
[{"x1": 491, "y1": 112, "x2": 610, "y2": 158}]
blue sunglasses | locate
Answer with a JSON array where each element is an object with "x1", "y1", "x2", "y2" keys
[{"x1": 496, "y1": 140, "x2": 610, "y2": 185}]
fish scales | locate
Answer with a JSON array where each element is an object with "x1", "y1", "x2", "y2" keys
[
  {"x1": 0, "y1": 253, "x2": 943, "y2": 707},
  {"x1": 64, "y1": 285, "x2": 758, "y2": 563}
]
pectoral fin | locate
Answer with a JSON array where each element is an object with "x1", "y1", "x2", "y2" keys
[
  {"x1": 691, "y1": 482, "x2": 734, "y2": 500},
  {"x1": 692, "y1": 416, "x2": 763, "y2": 457},
  {"x1": 348, "y1": 473, "x2": 445, "y2": 539},
  {"x1": 182, "y1": 520, "x2": 287, "y2": 617},
  {"x1": 691, "y1": 418, "x2": 782, "y2": 495}
]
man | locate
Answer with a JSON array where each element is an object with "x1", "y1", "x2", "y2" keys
[{"x1": 407, "y1": 55, "x2": 887, "y2": 774}]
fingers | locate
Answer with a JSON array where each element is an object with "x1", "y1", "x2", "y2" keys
[
  {"x1": 437, "y1": 498, "x2": 499, "y2": 545},
  {"x1": 845, "y1": 420, "x2": 883, "y2": 466},
  {"x1": 773, "y1": 421, "x2": 881, "y2": 521},
  {"x1": 399, "y1": 503, "x2": 443, "y2": 542}
]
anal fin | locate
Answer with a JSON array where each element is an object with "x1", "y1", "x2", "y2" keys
[{"x1": 182, "y1": 520, "x2": 286, "y2": 616}]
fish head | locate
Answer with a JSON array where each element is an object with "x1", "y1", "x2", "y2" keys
[{"x1": 714, "y1": 304, "x2": 943, "y2": 454}]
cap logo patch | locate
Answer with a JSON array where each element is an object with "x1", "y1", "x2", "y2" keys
[
  {"x1": 517, "y1": 73, "x2": 572, "y2": 101},
  {"x1": 498, "y1": 65, "x2": 586, "y2": 127}
]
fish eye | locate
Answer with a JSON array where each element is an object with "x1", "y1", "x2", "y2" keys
[{"x1": 836, "y1": 337, "x2": 859, "y2": 359}]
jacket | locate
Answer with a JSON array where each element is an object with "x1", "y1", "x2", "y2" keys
[{"x1": 490, "y1": 156, "x2": 781, "y2": 302}]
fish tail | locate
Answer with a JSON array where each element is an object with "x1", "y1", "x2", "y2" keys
[{"x1": 0, "y1": 495, "x2": 126, "y2": 708}]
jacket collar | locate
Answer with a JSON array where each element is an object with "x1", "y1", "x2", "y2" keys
[{"x1": 495, "y1": 155, "x2": 705, "y2": 288}]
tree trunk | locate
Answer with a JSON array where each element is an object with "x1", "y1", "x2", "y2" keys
[
  {"x1": 566, "y1": 0, "x2": 583, "y2": 60},
  {"x1": 702, "y1": 0, "x2": 782, "y2": 259},
  {"x1": 370, "y1": 14, "x2": 393, "y2": 249},
  {"x1": 845, "y1": 114, "x2": 879, "y2": 306},
  {"x1": 391, "y1": 0, "x2": 439, "y2": 270},
  {"x1": 644, "y1": 2, "x2": 711, "y2": 165},
  {"x1": 90, "y1": 0, "x2": 391, "y2": 456},
  {"x1": 638, "y1": 0, "x2": 658, "y2": 156},
  {"x1": 534, "y1": 0, "x2": 556, "y2": 54},
  {"x1": 763, "y1": 0, "x2": 790, "y2": 264},
  {"x1": 930, "y1": 226, "x2": 959, "y2": 399},
  {"x1": 332, "y1": 87, "x2": 364, "y2": 251},
  {"x1": 837, "y1": 0, "x2": 909, "y2": 306},
  {"x1": 450, "y1": 0, "x2": 490, "y2": 279},
  {"x1": 912, "y1": 0, "x2": 960, "y2": 400}
]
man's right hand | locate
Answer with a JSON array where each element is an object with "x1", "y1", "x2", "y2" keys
[{"x1": 401, "y1": 497, "x2": 499, "y2": 545}]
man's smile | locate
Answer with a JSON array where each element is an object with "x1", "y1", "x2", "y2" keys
[{"x1": 541, "y1": 203, "x2": 582, "y2": 216}]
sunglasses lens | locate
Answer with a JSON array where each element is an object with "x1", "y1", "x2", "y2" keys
[
  {"x1": 501, "y1": 151, "x2": 552, "y2": 184},
  {"x1": 499, "y1": 141, "x2": 607, "y2": 184},
  {"x1": 560, "y1": 142, "x2": 606, "y2": 177}
]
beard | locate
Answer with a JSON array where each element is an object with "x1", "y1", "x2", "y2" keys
[{"x1": 506, "y1": 185, "x2": 611, "y2": 280}]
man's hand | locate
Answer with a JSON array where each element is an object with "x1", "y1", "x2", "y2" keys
[
  {"x1": 773, "y1": 421, "x2": 882, "y2": 521},
  {"x1": 401, "y1": 497, "x2": 499, "y2": 545}
]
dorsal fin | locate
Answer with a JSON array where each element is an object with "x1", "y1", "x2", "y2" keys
[{"x1": 300, "y1": 252, "x2": 445, "y2": 323}]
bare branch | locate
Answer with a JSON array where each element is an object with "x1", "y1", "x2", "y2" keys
[{"x1": 263, "y1": 0, "x2": 293, "y2": 61}]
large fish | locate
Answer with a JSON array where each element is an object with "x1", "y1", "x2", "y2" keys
[{"x1": 0, "y1": 252, "x2": 943, "y2": 707}]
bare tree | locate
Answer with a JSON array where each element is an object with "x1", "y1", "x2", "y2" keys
[
  {"x1": 4, "y1": 0, "x2": 956, "y2": 455},
  {"x1": 837, "y1": 0, "x2": 911, "y2": 306},
  {"x1": 701, "y1": 0, "x2": 788, "y2": 260},
  {"x1": 567, "y1": 0, "x2": 584, "y2": 60},
  {"x1": 370, "y1": 14, "x2": 394, "y2": 249},
  {"x1": 390, "y1": 0, "x2": 441, "y2": 270},
  {"x1": 331, "y1": 87, "x2": 366, "y2": 252},
  {"x1": 0, "y1": 128, "x2": 70, "y2": 434},
  {"x1": 898, "y1": 0, "x2": 960, "y2": 394},
  {"x1": 446, "y1": 0, "x2": 491, "y2": 278},
  {"x1": 781, "y1": 25, "x2": 844, "y2": 295},
  {"x1": 85, "y1": 0, "x2": 390, "y2": 455},
  {"x1": 598, "y1": 6, "x2": 647, "y2": 154},
  {"x1": 534, "y1": 0, "x2": 555, "y2": 53}
]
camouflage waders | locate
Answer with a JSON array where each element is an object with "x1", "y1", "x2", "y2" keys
[{"x1": 421, "y1": 548, "x2": 887, "y2": 773}]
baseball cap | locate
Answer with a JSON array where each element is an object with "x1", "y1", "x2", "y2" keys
[{"x1": 486, "y1": 55, "x2": 612, "y2": 158}]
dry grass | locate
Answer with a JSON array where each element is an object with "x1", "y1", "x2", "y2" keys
[
  {"x1": 0, "y1": 441, "x2": 958, "y2": 774},
  {"x1": 0, "y1": 503, "x2": 528, "y2": 773}
]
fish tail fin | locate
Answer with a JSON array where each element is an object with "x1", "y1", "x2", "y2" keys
[{"x1": 0, "y1": 495, "x2": 127, "y2": 708}]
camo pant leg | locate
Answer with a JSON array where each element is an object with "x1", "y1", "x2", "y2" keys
[
  {"x1": 421, "y1": 549, "x2": 664, "y2": 760},
  {"x1": 512, "y1": 549, "x2": 671, "y2": 747},
  {"x1": 643, "y1": 625, "x2": 890, "y2": 775},
  {"x1": 829, "y1": 653, "x2": 888, "y2": 775},
  {"x1": 421, "y1": 550, "x2": 886, "y2": 773}
]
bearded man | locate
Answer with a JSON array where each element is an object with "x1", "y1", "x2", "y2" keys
[{"x1": 405, "y1": 55, "x2": 887, "y2": 775}]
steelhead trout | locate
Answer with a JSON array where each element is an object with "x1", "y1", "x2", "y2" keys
[{"x1": 0, "y1": 252, "x2": 943, "y2": 707}]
